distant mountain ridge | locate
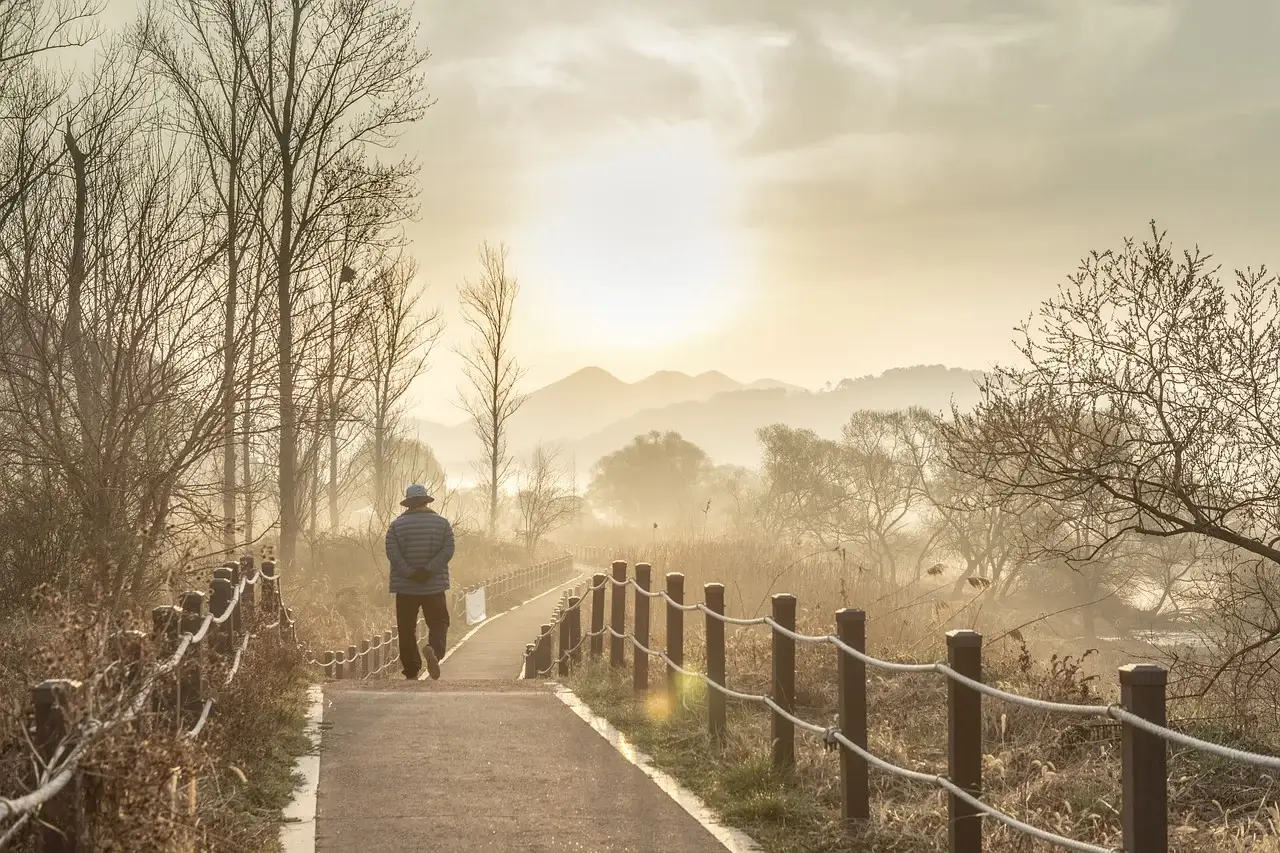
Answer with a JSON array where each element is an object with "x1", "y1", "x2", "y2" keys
[{"x1": 410, "y1": 364, "x2": 983, "y2": 474}]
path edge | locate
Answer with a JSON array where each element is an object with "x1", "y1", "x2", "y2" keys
[
  {"x1": 553, "y1": 685, "x2": 765, "y2": 853},
  {"x1": 279, "y1": 683, "x2": 324, "y2": 853}
]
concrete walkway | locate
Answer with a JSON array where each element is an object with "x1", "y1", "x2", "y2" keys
[{"x1": 314, "y1": 575, "x2": 729, "y2": 852}]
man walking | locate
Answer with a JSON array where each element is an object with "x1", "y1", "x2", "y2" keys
[{"x1": 386, "y1": 483, "x2": 454, "y2": 680}]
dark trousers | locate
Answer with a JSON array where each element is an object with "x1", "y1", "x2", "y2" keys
[{"x1": 396, "y1": 592, "x2": 450, "y2": 678}]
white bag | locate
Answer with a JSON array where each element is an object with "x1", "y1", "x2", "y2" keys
[{"x1": 465, "y1": 586, "x2": 487, "y2": 625}]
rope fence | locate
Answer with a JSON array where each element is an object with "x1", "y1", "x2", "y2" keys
[
  {"x1": 0, "y1": 552, "x2": 578, "y2": 851},
  {"x1": 525, "y1": 558, "x2": 1280, "y2": 853}
]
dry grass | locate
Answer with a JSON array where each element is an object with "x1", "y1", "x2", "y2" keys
[
  {"x1": 567, "y1": 537, "x2": 1280, "y2": 853},
  {"x1": 0, "y1": 592, "x2": 312, "y2": 852}
]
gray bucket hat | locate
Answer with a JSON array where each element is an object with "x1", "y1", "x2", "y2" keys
[{"x1": 400, "y1": 483, "x2": 435, "y2": 507}]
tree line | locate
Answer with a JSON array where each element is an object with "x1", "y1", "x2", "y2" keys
[
  {"x1": 583, "y1": 227, "x2": 1280, "y2": 695},
  {"x1": 0, "y1": 0, "x2": 533, "y2": 613}
]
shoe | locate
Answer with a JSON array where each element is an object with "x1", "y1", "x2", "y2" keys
[
  {"x1": 403, "y1": 670, "x2": 419, "y2": 681},
  {"x1": 422, "y1": 644, "x2": 441, "y2": 680}
]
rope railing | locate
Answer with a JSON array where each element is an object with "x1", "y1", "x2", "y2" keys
[
  {"x1": 0, "y1": 554, "x2": 301, "y2": 847},
  {"x1": 2, "y1": 550, "x2": 581, "y2": 847},
  {"x1": 526, "y1": 557, "x2": 1280, "y2": 853}
]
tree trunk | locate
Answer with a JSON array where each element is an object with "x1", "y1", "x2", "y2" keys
[
  {"x1": 277, "y1": 159, "x2": 298, "y2": 570},
  {"x1": 242, "y1": 307, "x2": 256, "y2": 544},
  {"x1": 221, "y1": 171, "x2": 239, "y2": 554},
  {"x1": 328, "y1": 412, "x2": 338, "y2": 530}
]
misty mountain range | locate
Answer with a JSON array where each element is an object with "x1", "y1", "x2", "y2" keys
[{"x1": 410, "y1": 364, "x2": 986, "y2": 476}]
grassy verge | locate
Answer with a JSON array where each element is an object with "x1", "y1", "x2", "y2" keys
[
  {"x1": 568, "y1": 649, "x2": 1280, "y2": 853},
  {"x1": 199, "y1": 638, "x2": 316, "y2": 852},
  {"x1": 569, "y1": 660, "x2": 869, "y2": 853}
]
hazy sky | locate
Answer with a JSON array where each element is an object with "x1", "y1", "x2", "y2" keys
[{"x1": 101, "y1": 1, "x2": 1280, "y2": 422}]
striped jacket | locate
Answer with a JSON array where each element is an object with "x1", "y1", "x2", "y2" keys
[{"x1": 385, "y1": 507, "x2": 454, "y2": 596}]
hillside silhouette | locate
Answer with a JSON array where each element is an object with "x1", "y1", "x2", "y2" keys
[{"x1": 413, "y1": 364, "x2": 983, "y2": 472}]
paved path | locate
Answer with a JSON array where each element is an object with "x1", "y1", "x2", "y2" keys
[{"x1": 314, "y1": 574, "x2": 729, "y2": 853}]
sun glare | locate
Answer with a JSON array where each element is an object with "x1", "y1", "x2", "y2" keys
[{"x1": 524, "y1": 124, "x2": 741, "y2": 351}]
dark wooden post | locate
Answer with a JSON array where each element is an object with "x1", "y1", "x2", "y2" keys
[
  {"x1": 536, "y1": 624, "x2": 553, "y2": 676},
  {"x1": 260, "y1": 559, "x2": 280, "y2": 622},
  {"x1": 225, "y1": 561, "x2": 243, "y2": 634},
  {"x1": 523, "y1": 643, "x2": 536, "y2": 679},
  {"x1": 946, "y1": 629, "x2": 983, "y2": 853},
  {"x1": 346, "y1": 645, "x2": 358, "y2": 681},
  {"x1": 1120, "y1": 664, "x2": 1168, "y2": 853},
  {"x1": 212, "y1": 566, "x2": 235, "y2": 644},
  {"x1": 633, "y1": 563, "x2": 651, "y2": 693},
  {"x1": 705, "y1": 583, "x2": 726, "y2": 742},
  {"x1": 334, "y1": 651, "x2": 346, "y2": 680},
  {"x1": 665, "y1": 573, "x2": 685, "y2": 708},
  {"x1": 590, "y1": 573, "x2": 606, "y2": 659},
  {"x1": 609, "y1": 560, "x2": 627, "y2": 669},
  {"x1": 209, "y1": 575, "x2": 233, "y2": 654},
  {"x1": 239, "y1": 555, "x2": 256, "y2": 622},
  {"x1": 359, "y1": 639, "x2": 370, "y2": 678},
  {"x1": 151, "y1": 605, "x2": 182, "y2": 714},
  {"x1": 384, "y1": 630, "x2": 394, "y2": 667},
  {"x1": 558, "y1": 611, "x2": 571, "y2": 677},
  {"x1": 322, "y1": 651, "x2": 335, "y2": 679},
  {"x1": 771, "y1": 593, "x2": 797, "y2": 770},
  {"x1": 33, "y1": 679, "x2": 81, "y2": 853},
  {"x1": 568, "y1": 597, "x2": 582, "y2": 668},
  {"x1": 837, "y1": 609, "x2": 869, "y2": 822},
  {"x1": 179, "y1": 592, "x2": 205, "y2": 722}
]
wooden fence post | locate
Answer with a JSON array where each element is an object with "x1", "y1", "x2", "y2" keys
[
  {"x1": 536, "y1": 623, "x2": 552, "y2": 677},
  {"x1": 360, "y1": 639, "x2": 370, "y2": 679},
  {"x1": 260, "y1": 559, "x2": 280, "y2": 622},
  {"x1": 590, "y1": 573, "x2": 606, "y2": 659},
  {"x1": 946, "y1": 629, "x2": 983, "y2": 853},
  {"x1": 633, "y1": 563, "x2": 651, "y2": 693},
  {"x1": 568, "y1": 597, "x2": 582, "y2": 669},
  {"x1": 212, "y1": 566, "x2": 235, "y2": 643},
  {"x1": 665, "y1": 573, "x2": 684, "y2": 709},
  {"x1": 151, "y1": 605, "x2": 182, "y2": 716},
  {"x1": 837, "y1": 608, "x2": 869, "y2": 822},
  {"x1": 209, "y1": 575, "x2": 233, "y2": 654},
  {"x1": 558, "y1": 610, "x2": 571, "y2": 677},
  {"x1": 334, "y1": 652, "x2": 346, "y2": 680},
  {"x1": 179, "y1": 592, "x2": 205, "y2": 723},
  {"x1": 33, "y1": 679, "x2": 82, "y2": 853},
  {"x1": 225, "y1": 561, "x2": 243, "y2": 634},
  {"x1": 1120, "y1": 664, "x2": 1168, "y2": 853},
  {"x1": 609, "y1": 560, "x2": 627, "y2": 670},
  {"x1": 238, "y1": 555, "x2": 256, "y2": 622},
  {"x1": 322, "y1": 651, "x2": 335, "y2": 679},
  {"x1": 524, "y1": 644, "x2": 536, "y2": 679},
  {"x1": 384, "y1": 630, "x2": 394, "y2": 667},
  {"x1": 771, "y1": 593, "x2": 797, "y2": 770},
  {"x1": 705, "y1": 583, "x2": 726, "y2": 743},
  {"x1": 346, "y1": 645, "x2": 358, "y2": 681}
]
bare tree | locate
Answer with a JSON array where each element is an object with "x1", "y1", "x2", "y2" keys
[
  {"x1": 134, "y1": 0, "x2": 265, "y2": 554},
  {"x1": 943, "y1": 224, "x2": 1280, "y2": 681},
  {"x1": 229, "y1": 0, "x2": 430, "y2": 569},
  {"x1": 0, "y1": 62, "x2": 231, "y2": 605},
  {"x1": 456, "y1": 241, "x2": 525, "y2": 536},
  {"x1": 363, "y1": 254, "x2": 442, "y2": 524},
  {"x1": 516, "y1": 443, "x2": 579, "y2": 553},
  {"x1": 0, "y1": 1, "x2": 102, "y2": 228}
]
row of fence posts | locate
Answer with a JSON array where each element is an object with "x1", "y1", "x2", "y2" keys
[
  {"x1": 526, "y1": 559, "x2": 1173, "y2": 853},
  {"x1": 321, "y1": 555, "x2": 577, "y2": 680},
  {"x1": 30, "y1": 556, "x2": 288, "y2": 853}
]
